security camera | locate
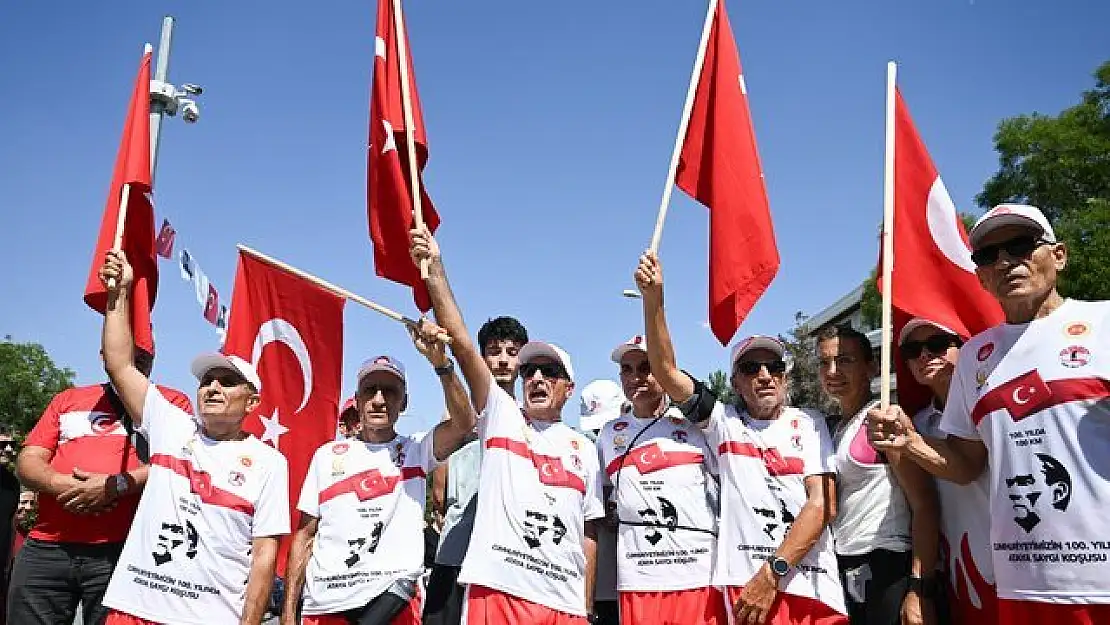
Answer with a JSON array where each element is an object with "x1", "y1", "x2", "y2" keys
[
  {"x1": 179, "y1": 99, "x2": 200, "y2": 123},
  {"x1": 181, "y1": 83, "x2": 203, "y2": 96}
]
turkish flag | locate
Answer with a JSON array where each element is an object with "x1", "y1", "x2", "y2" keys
[
  {"x1": 222, "y1": 251, "x2": 345, "y2": 571},
  {"x1": 202, "y1": 284, "x2": 220, "y2": 325},
  {"x1": 367, "y1": 0, "x2": 440, "y2": 311},
  {"x1": 83, "y1": 47, "x2": 157, "y2": 354},
  {"x1": 154, "y1": 219, "x2": 176, "y2": 259},
  {"x1": 675, "y1": 0, "x2": 779, "y2": 346},
  {"x1": 879, "y1": 89, "x2": 1004, "y2": 415}
]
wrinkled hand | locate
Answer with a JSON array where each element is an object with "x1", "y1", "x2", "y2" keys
[
  {"x1": 634, "y1": 251, "x2": 663, "y2": 301},
  {"x1": 98, "y1": 248, "x2": 134, "y2": 292},
  {"x1": 57, "y1": 468, "x2": 117, "y2": 515},
  {"x1": 866, "y1": 405, "x2": 916, "y2": 454},
  {"x1": 901, "y1": 590, "x2": 933, "y2": 625},
  {"x1": 409, "y1": 317, "x2": 451, "y2": 368},
  {"x1": 734, "y1": 563, "x2": 778, "y2": 624},
  {"x1": 409, "y1": 225, "x2": 441, "y2": 267}
]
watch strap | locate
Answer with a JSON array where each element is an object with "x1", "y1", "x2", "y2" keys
[{"x1": 434, "y1": 360, "x2": 455, "y2": 376}]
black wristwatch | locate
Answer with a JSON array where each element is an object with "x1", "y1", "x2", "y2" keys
[
  {"x1": 587, "y1": 613, "x2": 601, "y2": 624},
  {"x1": 434, "y1": 360, "x2": 455, "y2": 376},
  {"x1": 908, "y1": 575, "x2": 939, "y2": 599},
  {"x1": 769, "y1": 556, "x2": 791, "y2": 578}
]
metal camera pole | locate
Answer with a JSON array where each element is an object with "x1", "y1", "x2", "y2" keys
[{"x1": 149, "y1": 16, "x2": 175, "y2": 182}]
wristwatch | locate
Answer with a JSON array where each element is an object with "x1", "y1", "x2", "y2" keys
[
  {"x1": 109, "y1": 473, "x2": 129, "y2": 497},
  {"x1": 908, "y1": 575, "x2": 939, "y2": 599},
  {"x1": 434, "y1": 360, "x2": 455, "y2": 376},
  {"x1": 769, "y1": 556, "x2": 791, "y2": 578}
]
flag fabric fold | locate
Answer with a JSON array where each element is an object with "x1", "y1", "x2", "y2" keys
[
  {"x1": 675, "y1": 0, "x2": 779, "y2": 346},
  {"x1": 367, "y1": 0, "x2": 440, "y2": 312},
  {"x1": 879, "y1": 88, "x2": 1005, "y2": 415},
  {"x1": 221, "y1": 251, "x2": 345, "y2": 572},
  {"x1": 83, "y1": 48, "x2": 158, "y2": 354}
]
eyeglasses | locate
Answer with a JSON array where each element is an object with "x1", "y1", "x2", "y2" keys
[
  {"x1": 970, "y1": 235, "x2": 1050, "y2": 267},
  {"x1": 900, "y1": 334, "x2": 961, "y2": 360},
  {"x1": 520, "y1": 362, "x2": 570, "y2": 380},
  {"x1": 735, "y1": 360, "x2": 787, "y2": 376},
  {"x1": 359, "y1": 384, "x2": 404, "y2": 401},
  {"x1": 619, "y1": 362, "x2": 652, "y2": 377},
  {"x1": 199, "y1": 371, "x2": 249, "y2": 389}
]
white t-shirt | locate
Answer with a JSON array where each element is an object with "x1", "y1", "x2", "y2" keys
[
  {"x1": 685, "y1": 382, "x2": 845, "y2": 615},
  {"x1": 458, "y1": 379, "x2": 605, "y2": 616},
  {"x1": 913, "y1": 404, "x2": 996, "y2": 608},
  {"x1": 102, "y1": 385, "x2": 290, "y2": 625},
  {"x1": 832, "y1": 400, "x2": 912, "y2": 556},
  {"x1": 595, "y1": 408, "x2": 719, "y2": 591},
  {"x1": 940, "y1": 299, "x2": 1110, "y2": 604},
  {"x1": 296, "y1": 434, "x2": 438, "y2": 615}
]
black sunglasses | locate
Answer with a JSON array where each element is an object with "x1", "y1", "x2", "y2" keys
[
  {"x1": 199, "y1": 371, "x2": 249, "y2": 389},
  {"x1": 619, "y1": 361, "x2": 652, "y2": 376},
  {"x1": 970, "y1": 235, "x2": 1050, "y2": 267},
  {"x1": 735, "y1": 359, "x2": 787, "y2": 376},
  {"x1": 901, "y1": 334, "x2": 962, "y2": 360},
  {"x1": 520, "y1": 362, "x2": 569, "y2": 380}
]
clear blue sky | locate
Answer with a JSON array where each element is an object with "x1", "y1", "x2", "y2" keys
[{"x1": 2, "y1": 1, "x2": 1107, "y2": 435}]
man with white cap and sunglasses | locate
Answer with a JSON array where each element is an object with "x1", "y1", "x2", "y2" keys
[
  {"x1": 96, "y1": 249, "x2": 290, "y2": 625},
  {"x1": 634, "y1": 251, "x2": 846, "y2": 625},
  {"x1": 869, "y1": 204, "x2": 1110, "y2": 624},
  {"x1": 410, "y1": 226, "x2": 604, "y2": 625},
  {"x1": 282, "y1": 317, "x2": 475, "y2": 625},
  {"x1": 595, "y1": 336, "x2": 724, "y2": 624}
]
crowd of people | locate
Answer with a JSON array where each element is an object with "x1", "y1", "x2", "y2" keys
[{"x1": 4, "y1": 202, "x2": 1109, "y2": 625}]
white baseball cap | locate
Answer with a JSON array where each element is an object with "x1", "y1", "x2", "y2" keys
[
  {"x1": 898, "y1": 318, "x2": 959, "y2": 346},
  {"x1": 357, "y1": 355, "x2": 407, "y2": 387},
  {"x1": 190, "y1": 353, "x2": 263, "y2": 393},
  {"x1": 729, "y1": 335, "x2": 786, "y2": 370},
  {"x1": 579, "y1": 379, "x2": 627, "y2": 431},
  {"x1": 518, "y1": 341, "x2": 575, "y2": 381},
  {"x1": 610, "y1": 335, "x2": 647, "y2": 363},
  {"x1": 969, "y1": 204, "x2": 1056, "y2": 248}
]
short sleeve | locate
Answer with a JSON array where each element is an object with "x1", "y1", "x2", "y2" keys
[
  {"x1": 939, "y1": 352, "x2": 981, "y2": 441},
  {"x1": 581, "y1": 440, "x2": 605, "y2": 521},
  {"x1": 254, "y1": 452, "x2": 291, "y2": 537},
  {"x1": 140, "y1": 384, "x2": 195, "y2": 454},
  {"x1": 296, "y1": 448, "x2": 323, "y2": 519},
  {"x1": 413, "y1": 431, "x2": 440, "y2": 474},
  {"x1": 157, "y1": 386, "x2": 196, "y2": 415},
  {"x1": 802, "y1": 411, "x2": 835, "y2": 476},
  {"x1": 478, "y1": 377, "x2": 523, "y2": 443},
  {"x1": 24, "y1": 391, "x2": 64, "y2": 451}
]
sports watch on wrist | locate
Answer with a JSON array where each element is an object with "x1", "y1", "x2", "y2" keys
[
  {"x1": 110, "y1": 473, "x2": 129, "y2": 497},
  {"x1": 769, "y1": 556, "x2": 791, "y2": 578},
  {"x1": 433, "y1": 360, "x2": 455, "y2": 376}
]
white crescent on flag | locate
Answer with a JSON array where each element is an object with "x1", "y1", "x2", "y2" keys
[
  {"x1": 926, "y1": 177, "x2": 977, "y2": 273},
  {"x1": 252, "y1": 318, "x2": 314, "y2": 413}
]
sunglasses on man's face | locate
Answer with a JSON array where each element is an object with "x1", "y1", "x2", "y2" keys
[
  {"x1": 970, "y1": 235, "x2": 1050, "y2": 267},
  {"x1": 901, "y1": 334, "x2": 961, "y2": 360},
  {"x1": 199, "y1": 371, "x2": 248, "y2": 390},
  {"x1": 519, "y1": 362, "x2": 569, "y2": 380},
  {"x1": 620, "y1": 361, "x2": 652, "y2": 377},
  {"x1": 735, "y1": 359, "x2": 787, "y2": 377}
]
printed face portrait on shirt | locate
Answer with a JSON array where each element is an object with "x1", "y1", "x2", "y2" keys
[
  {"x1": 619, "y1": 350, "x2": 664, "y2": 415},
  {"x1": 817, "y1": 334, "x2": 875, "y2": 403},
  {"x1": 1005, "y1": 452, "x2": 1073, "y2": 533},
  {"x1": 196, "y1": 367, "x2": 261, "y2": 426},
  {"x1": 731, "y1": 347, "x2": 787, "y2": 418},
  {"x1": 974, "y1": 224, "x2": 1067, "y2": 306},
  {"x1": 356, "y1": 370, "x2": 408, "y2": 432}
]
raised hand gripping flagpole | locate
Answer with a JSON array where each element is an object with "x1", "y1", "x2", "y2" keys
[
  {"x1": 390, "y1": 0, "x2": 429, "y2": 280},
  {"x1": 648, "y1": 0, "x2": 719, "y2": 254},
  {"x1": 880, "y1": 61, "x2": 898, "y2": 408}
]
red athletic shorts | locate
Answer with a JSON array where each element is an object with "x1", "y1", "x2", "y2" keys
[
  {"x1": 723, "y1": 587, "x2": 848, "y2": 625},
  {"x1": 465, "y1": 584, "x2": 586, "y2": 625},
  {"x1": 105, "y1": 610, "x2": 161, "y2": 625},
  {"x1": 302, "y1": 593, "x2": 422, "y2": 625},
  {"x1": 619, "y1": 587, "x2": 727, "y2": 625},
  {"x1": 997, "y1": 598, "x2": 1110, "y2": 625}
]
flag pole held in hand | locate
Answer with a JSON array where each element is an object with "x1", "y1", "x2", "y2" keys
[
  {"x1": 648, "y1": 0, "x2": 719, "y2": 254},
  {"x1": 390, "y1": 0, "x2": 428, "y2": 280},
  {"x1": 236, "y1": 245, "x2": 449, "y2": 342}
]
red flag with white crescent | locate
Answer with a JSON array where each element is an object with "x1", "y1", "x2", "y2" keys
[
  {"x1": 221, "y1": 251, "x2": 346, "y2": 571},
  {"x1": 367, "y1": 0, "x2": 440, "y2": 311}
]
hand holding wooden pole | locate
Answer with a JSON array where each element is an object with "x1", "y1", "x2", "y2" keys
[{"x1": 106, "y1": 183, "x2": 133, "y2": 290}]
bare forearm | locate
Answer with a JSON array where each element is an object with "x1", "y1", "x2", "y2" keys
[
  {"x1": 906, "y1": 434, "x2": 981, "y2": 485},
  {"x1": 241, "y1": 541, "x2": 279, "y2": 625},
  {"x1": 891, "y1": 461, "x2": 941, "y2": 577},
  {"x1": 641, "y1": 294, "x2": 694, "y2": 403},
  {"x1": 103, "y1": 289, "x2": 134, "y2": 379},
  {"x1": 15, "y1": 453, "x2": 65, "y2": 495},
  {"x1": 127, "y1": 464, "x2": 149, "y2": 490},
  {"x1": 282, "y1": 530, "x2": 313, "y2": 621},
  {"x1": 425, "y1": 260, "x2": 490, "y2": 410},
  {"x1": 583, "y1": 524, "x2": 598, "y2": 613},
  {"x1": 434, "y1": 370, "x2": 477, "y2": 461},
  {"x1": 775, "y1": 501, "x2": 828, "y2": 567}
]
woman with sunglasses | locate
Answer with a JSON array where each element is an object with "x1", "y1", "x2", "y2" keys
[
  {"x1": 898, "y1": 318, "x2": 997, "y2": 625},
  {"x1": 817, "y1": 326, "x2": 939, "y2": 625}
]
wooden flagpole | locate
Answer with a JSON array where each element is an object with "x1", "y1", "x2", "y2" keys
[
  {"x1": 648, "y1": 0, "x2": 719, "y2": 254},
  {"x1": 880, "y1": 61, "x2": 898, "y2": 408},
  {"x1": 390, "y1": 0, "x2": 429, "y2": 279}
]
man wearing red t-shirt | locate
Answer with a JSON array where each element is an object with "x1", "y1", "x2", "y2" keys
[{"x1": 9, "y1": 347, "x2": 192, "y2": 625}]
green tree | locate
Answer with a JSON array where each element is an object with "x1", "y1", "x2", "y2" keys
[
  {"x1": 707, "y1": 369, "x2": 737, "y2": 406},
  {"x1": 976, "y1": 60, "x2": 1110, "y2": 301},
  {"x1": 0, "y1": 337, "x2": 76, "y2": 435},
  {"x1": 780, "y1": 312, "x2": 830, "y2": 412}
]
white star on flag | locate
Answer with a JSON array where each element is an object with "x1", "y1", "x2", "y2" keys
[
  {"x1": 259, "y1": 410, "x2": 289, "y2": 447},
  {"x1": 380, "y1": 120, "x2": 397, "y2": 154},
  {"x1": 375, "y1": 36, "x2": 386, "y2": 60}
]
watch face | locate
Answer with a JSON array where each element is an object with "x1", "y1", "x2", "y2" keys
[{"x1": 772, "y1": 558, "x2": 790, "y2": 576}]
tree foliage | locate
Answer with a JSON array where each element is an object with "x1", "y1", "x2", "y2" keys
[
  {"x1": 780, "y1": 312, "x2": 831, "y2": 412},
  {"x1": 976, "y1": 60, "x2": 1110, "y2": 301},
  {"x1": 707, "y1": 369, "x2": 737, "y2": 407},
  {"x1": 0, "y1": 337, "x2": 75, "y2": 436}
]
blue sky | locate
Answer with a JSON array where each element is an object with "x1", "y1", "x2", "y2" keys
[{"x1": 2, "y1": 1, "x2": 1107, "y2": 436}]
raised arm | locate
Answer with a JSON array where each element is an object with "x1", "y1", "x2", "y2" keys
[
  {"x1": 867, "y1": 405, "x2": 988, "y2": 485},
  {"x1": 636, "y1": 252, "x2": 695, "y2": 403},
  {"x1": 409, "y1": 318, "x2": 477, "y2": 461},
  {"x1": 99, "y1": 249, "x2": 151, "y2": 425},
  {"x1": 410, "y1": 227, "x2": 493, "y2": 412}
]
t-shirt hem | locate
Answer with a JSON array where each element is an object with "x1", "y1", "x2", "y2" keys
[
  {"x1": 714, "y1": 581, "x2": 846, "y2": 615},
  {"x1": 460, "y1": 577, "x2": 586, "y2": 617},
  {"x1": 616, "y1": 580, "x2": 715, "y2": 592},
  {"x1": 833, "y1": 541, "x2": 912, "y2": 557},
  {"x1": 102, "y1": 600, "x2": 226, "y2": 625},
  {"x1": 998, "y1": 590, "x2": 1110, "y2": 604}
]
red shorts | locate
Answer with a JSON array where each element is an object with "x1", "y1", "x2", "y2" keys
[
  {"x1": 997, "y1": 598, "x2": 1110, "y2": 625},
  {"x1": 302, "y1": 593, "x2": 422, "y2": 625},
  {"x1": 104, "y1": 610, "x2": 162, "y2": 625},
  {"x1": 619, "y1": 587, "x2": 727, "y2": 625},
  {"x1": 464, "y1": 585, "x2": 586, "y2": 625},
  {"x1": 723, "y1": 587, "x2": 847, "y2": 625}
]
